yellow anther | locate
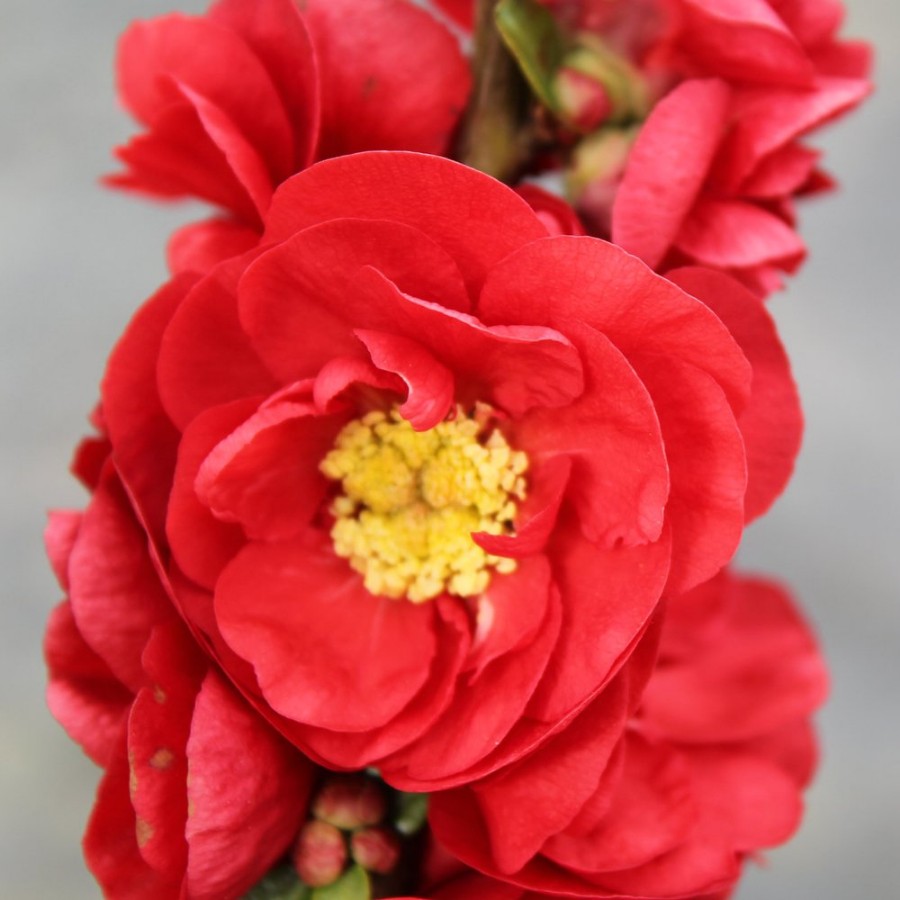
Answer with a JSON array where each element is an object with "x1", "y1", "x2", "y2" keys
[{"x1": 320, "y1": 406, "x2": 528, "y2": 603}]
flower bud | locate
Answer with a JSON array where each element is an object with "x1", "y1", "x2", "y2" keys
[
  {"x1": 313, "y1": 774, "x2": 386, "y2": 830},
  {"x1": 554, "y1": 66, "x2": 612, "y2": 132},
  {"x1": 350, "y1": 826, "x2": 402, "y2": 875},
  {"x1": 292, "y1": 820, "x2": 347, "y2": 888}
]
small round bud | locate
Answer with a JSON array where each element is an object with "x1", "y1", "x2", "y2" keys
[
  {"x1": 313, "y1": 775, "x2": 386, "y2": 830},
  {"x1": 292, "y1": 820, "x2": 347, "y2": 888},
  {"x1": 554, "y1": 67, "x2": 612, "y2": 132},
  {"x1": 350, "y1": 826, "x2": 402, "y2": 875}
]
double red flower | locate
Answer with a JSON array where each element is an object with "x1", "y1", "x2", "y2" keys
[
  {"x1": 91, "y1": 151, "x2": 800, "y2": 793},
  {"x1": 43, "y1": 0, "x2": 866, "y2": 896}
]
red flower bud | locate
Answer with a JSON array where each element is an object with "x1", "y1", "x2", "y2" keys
[
  {"x1": 350, "y1": 826, "x2": 401, "y2": 875},
  {"x1": 554, "y1": 66, "x2": 612, "y2": 132},
  {"x1": 292, "y1": 820, "x2": 347, "y2": 888},
  {"x1": 313, "y1": 775, "x2": 386, "y2": 830}
]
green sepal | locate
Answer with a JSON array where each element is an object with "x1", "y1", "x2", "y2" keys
[
  {"x1": 310, "y1": 865, "x2": 371, "y2": 900},
  {"x1": 242, "y1": 864, "x2": 310, "y2": 900},
  {"x1": 494, "y1": 0, "x2": 567, "y2": 112},
  {"x1": 393, "y1": 792, "x2": 429, "y2": 836}
]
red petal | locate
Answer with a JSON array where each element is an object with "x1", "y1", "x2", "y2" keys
[
  {"x1": 195, "y1": 399, "x2": 342, "y2": 541},
  {"x1": 117, "y1": 15, "x2": 294, "y2": 179},
  {"x1": 67, "y1": 468, "x2": 175, "y2": 693},
  {"x1": 304, "y1": 0, "x2": 470, "y2": 158},
  {"x1": 44, "y1": 510, "x2": 81, "y2": 590},
  {"x1": 157, "y1": 255, "x2": 278, "y2": 431},
  {"x1": 512, "y1": 322, "x2": 668, "y2": 549},
  {"x1": 543, "y1": 734, "x2": 694, "y2": 874},
  {"x1": 474, "y1": 456, "x2": 571, "y2": 559},
  {"x1": 241, "y1": 218, "x2": 472, "y2": 383},
  {"x1": 108, "y1": 100, "x2": 263, "y2": 225},
  {"x1": 722, "y1": 77, "x2": 872, "y2": 186},
  {"x1": 185, "y1": 670, "x2": 313, "y2": 899},
  {"x1": 215, "y1": 532, "x2": 438, "y2": 732},
  {"x1": 644, "y1": 572, "x2": 828, "y2": 743},
  {"x1": 627, "y1": 354, "x2": 746, "y2": 593},
  {"x1": 738, "y1": 143, "x2": 820, "y2": 198},
  {"x1": 675, "y1": 198, "x2": 806, "y2": 271},
  {"x1": 170, "y1": 81, "x2": 274, "y2": 218},
  {"x1": 167, "y1": 399, "x2": 257, "y2": 590},
  {"x1": 355, "y1": 330, "x2": 455, "y2": 431},
  {"x1": 242, "y1": 233, "x2": 583, "y2": 417},
  {"x1": 264, "y1": 153, "x2": 547, "y2": 296},
  {"x1": 677, "y1": 0, "x2": 814, "y2": 86},
  {"x1": 387, "y1": 563, "x2": 560, "y2": 786},
  {"x1": 102, "y1": 275, "x2": 195, "y2": 544},
  {"x1": 295, "y1": 599, "x2": 471, "y2": 771},
  {"x1": 313, "y1": 357, "x2": 404, "y2": 414},
  {"x1": 477, "y1": 236, "x2": 751, "y2": 416},
  {"x1": 44, "y1": 602, "x2": 131, "y2": 766},
  {"x1": 84, "y1": 731, "x2": 183, "y2": 900},
  {"x1": 128, "y1": 624, "x2": 205, "y2": 879},
  {"x1": 527, "y1": 512, "x2": 671, "y2": 723},
  {"x1": 209, "y1": 0, "x2": 320, "y2": 169},
  {"x1": 669, "y1": 267, "x2": 802, "y2": 521},
  {"x1": 461, "y1": 677, "x2": 632, "y2": 874},
  {"x1": 167, "y1": 217, "x2": 259, "y2": 275},
  {"x1": 687, "y1": 748, "x2": 803, "y2": 850},
  {"x1": 612, "y1": 79, "x2": 731, "y2": 269}
]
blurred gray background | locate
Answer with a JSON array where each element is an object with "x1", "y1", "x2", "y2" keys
[{"x1": 1, "y1": 0, "x2": 896, "y2": 897}]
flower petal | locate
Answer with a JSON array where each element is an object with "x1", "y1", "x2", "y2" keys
[
  {"x1": 215, "y1": 532, "x2": 438, "y2": 731},
  {"x1": 264, "y1": 152, "x2": 548, "y2": 295},
  {"x1": 669, "y1": 267, "x2": 802, "y2": 521},
  {"x1": 612, "y1": 79, "x2": 731, "y2": 269},
  {"x1": 304, "y1": 0, "x2": 470, "y2": 158}
]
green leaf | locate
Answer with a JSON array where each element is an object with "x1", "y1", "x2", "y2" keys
[
  {"x1": 393, "y1": 792, "x2": 429, "y2": 836},
  {"x1": 495, "y1": 0, "x2": 567, "y2": 112},
  {"x1": 242, "y1": 864, "x2": 310, "y2": 900},
  {"x1": 310, "y1": 865, "x2": 370, "y2": 900}
]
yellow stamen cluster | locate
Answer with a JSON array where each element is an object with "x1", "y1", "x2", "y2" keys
[{"x1": 320, "y1": 406, "x2": 528, "y2": 603}]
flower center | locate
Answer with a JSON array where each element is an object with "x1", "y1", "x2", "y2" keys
[{"x1": 319, "y1": 405, "x2": 528, "y2": 603}]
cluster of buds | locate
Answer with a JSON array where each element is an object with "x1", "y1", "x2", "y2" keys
[{"x1": 292, "y1": 774, "x2": 422, "y2": 895}]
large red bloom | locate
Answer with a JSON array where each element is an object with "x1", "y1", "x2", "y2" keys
[
  {"x1": 428, "y1": 568, "x2": 828, "y2": 899},
  {"x1": 45, "y1": 452, "x2": 313, "y2": 899},
  {"x1": 95, "y1": 150, "x2": 801, "y2": 791},
  {"x1": 107, "y1": 0, "x2": 470, "y2": 272}
]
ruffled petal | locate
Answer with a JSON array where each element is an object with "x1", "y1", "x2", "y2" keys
[
  {"x1": 304, "y1": 0, "x2": 470, "y2": 158},
  {"x1": 669, "y1": 267, "x2": 802, "y2": 521},
  {"x1": 264, "y1": 153, "x2": 547, "y2": 295},
  {"x1": 612, "y1": 79, "x2": 731, "y2": 269},
  {"x1": 215, "y1": 532, "x2": 438, "y2": 732},
  {"x1": 158, "y1": 255, "x2": 278, "y2": 431},
  {"x1": 185, "y1": 670, "x2": 313, "y2": 899}
]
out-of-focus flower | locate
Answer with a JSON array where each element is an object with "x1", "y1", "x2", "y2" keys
[
  {"x1": 107, "y1": 0, "x2": 470, "y2": 273},
  {"x1": 428, "y1": 568, "x2": 828, "y2": 899},
  {"x1": 44, "y1": 453, "x2": 313, "y2": 899},
  {"x1": 95, "y1": 151, "x2": 799, "y2": 791},
  {"x1": 438, "y1": 0, "x2": 871, "y2": 295}
]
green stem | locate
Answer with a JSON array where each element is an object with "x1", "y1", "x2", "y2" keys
[{"x1": 454, "y1": 0, "x2": 535, "y2": 182}]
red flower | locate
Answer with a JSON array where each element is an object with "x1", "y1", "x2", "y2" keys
[
  {"x1": 428, "y1": 568, "x2": 828, "y2": 899},
  {"x1": 439, "y1": 0, "x2": 871, "y2": 295},
  {"x1": 96, "y1": 150, "x2": 800, "y2": 790},
  {"x1": 107, "y1": 0, "x2": 470, "y2": 272},
  {"x1": 45, "y1": 456, "x2": 313, "y2": 899}
]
